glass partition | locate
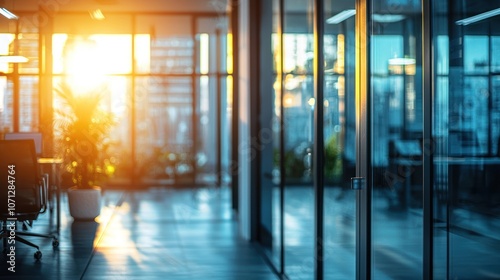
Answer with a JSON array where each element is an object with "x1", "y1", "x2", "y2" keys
[
  {"x1": 370, "y1": 1, "x2": 424, "y2": 279},
  {"x1": 323, "y1": 3, "x2": 357, "y2": 278},
  {"x1": 0, "y1": 77, "x2": 13, "y2": 133},
  {"x1": 259, "y1": 0, "x2": 282, "y2": 269},
  {"x1": 282, "y1": 1, "x2": 315, "y2": 279},
  {"x1": 433, "y1": 1, "x2": 500, "y2": 278},
  {"x1": 47, "y1": 12, "x2": 230, "y2": 186}
]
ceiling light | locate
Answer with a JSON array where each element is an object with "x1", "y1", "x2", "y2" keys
[
  {"x1": 372, "y1": 14, "x2": 405, "y2": 23},
  {"x1": 456, "y1": 8, "x2": 500, "y2": 25},
  {"x1": 326, "y1": 9, "x2": 356, "y2": 24},
  {"x1": 0, "y1": 8, "x2": 18, "y2": 20}
]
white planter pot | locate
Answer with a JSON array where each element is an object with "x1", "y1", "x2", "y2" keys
[{"x1": 67, "y1": 186, "x2": 102, "y2": 220}]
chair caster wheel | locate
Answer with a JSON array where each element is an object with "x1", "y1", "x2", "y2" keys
[
  {"x1": 52, "y1": 239, "x2": 59, "y2": 248},
  {"x1": 34, "y1": 251, "x2": 42, "y2": 260}
]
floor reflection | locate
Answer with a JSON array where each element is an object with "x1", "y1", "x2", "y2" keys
[
  {"x1": 0, "y1": 187, "x2": 277, "y2": 280},
  {"x1": 279, "y1": 186, "x2": 500, "y2": 280}
]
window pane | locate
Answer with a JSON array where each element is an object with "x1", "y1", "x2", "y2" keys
[
  {"x1": 0, "y1": 77, "x2": 13, "y2": 132},
  {"x1": 135, "y1": 76, "x2": 193, "y2": 185},
  {"x1": 19, "y1": 76, "x2": 39, "y2": 132},
  {"x1": 135, "y1": 16, "x2": 193, "y2": 74}
]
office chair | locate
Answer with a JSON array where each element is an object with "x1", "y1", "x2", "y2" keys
[
  {"x1": 4, "y1": 132, "x2": 57, "y2": 214},
  {"x1": 4, "y1": 132, "x2": 43, "y2": 156},
  {"x1": 0, "y1": 140, "x2": 59, "y2": 260}
]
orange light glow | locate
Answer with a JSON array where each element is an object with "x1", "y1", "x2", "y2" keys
[
  {"x1": 63, "y1": 37, "x2": 106, "y2": 94},
  {"x1": 53, "y1": 34, "x2": 132, "y2": 94}
]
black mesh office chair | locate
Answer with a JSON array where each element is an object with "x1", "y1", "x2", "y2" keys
[{"x1": 0, "y1": 140, "x2": 59, "y2": 259}]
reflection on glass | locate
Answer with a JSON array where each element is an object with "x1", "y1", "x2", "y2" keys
[
  {"x1": 433, "y1": 1, "x2": 500, "y2": 278},
  {"x1": 370, "y1": 2, "x2": 423, "y2": 279},
  {"x1": 258, "y1": 0, "x2": 282, "y2": 269},
  {"x1": 464, "y1": 36, "x2": 488, "y2": 74},
  {"x1": 323, "y1": 5, "x2": 356, "y2": 278},
  {"x1": 283, "y1": 1, "x2": 314, "y2": 279},
  {"x1": 492, "y1": 37, "x2": 500, "y2": 72}
]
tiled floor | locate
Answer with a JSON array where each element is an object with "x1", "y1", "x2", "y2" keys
[
  {"x1": 3, "y1": 185, "x2": 500, "y2": 280},
  {"x1": 0, "y1": 187, "x2": 278, "y2": 280}
]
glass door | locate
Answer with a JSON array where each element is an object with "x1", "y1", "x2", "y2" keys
[
  {"x1": 367, "y1": 0, "x2": 424, "y2": 279},
  {"x1": 262, "y1": 1, "x2": 500, "y2": 278},
  {"x1": 323, "y1": 2, "x2": 357, "y2": 279},
  {"x1": 432, "y1": 1, "x2": 500, "y2": 278},
  {"x1": 281, "y1": 1, "x2": 315, "y2": 278}
]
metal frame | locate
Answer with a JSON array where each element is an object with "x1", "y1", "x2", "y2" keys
[
  {"x1": 249, "y1": 0, "x2": 261, "y2": 241},
  {"x1": 216, "y1": 27, "x2": 222, "y2": 186},
  {"x1": 422, "y1": 0, "x2": 434, "y2": 278},
  {"x1": 355, "y1": 0, "x2": 372, "y2": 279},
  {"x1": 13, "y1": 20, "x2": 20, "y2": 132},
  {"x1": 230, "y1": 0, "x2": 240, "y2": 212},
  {"x1": 131, "y1": 14, "x2": 137, "y2": 185},
  {"x1": 191, "y1": 15, "x2": 198, "y2": 186},
  {"x1": 255, "y1": 0, "x2": 443, "y2": 279},
  {"x1": 313, "y1": 0, "x2": 325, "y2": 278},
  {"x1": 278, "y1": 0, "x2": 285, "y2": 274},
  {"x1": 41, "y1": 11, "x2": 231, "y2": 188}
]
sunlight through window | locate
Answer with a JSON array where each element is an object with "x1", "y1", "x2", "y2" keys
[{"x1": 53, "y1": 34, "x2": 132, "y2": 94}]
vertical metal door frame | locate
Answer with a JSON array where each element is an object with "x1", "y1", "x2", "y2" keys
[
  {"x1": 192, "y1": 15, "x2": 199, "y2": 185},
  {"x1": 313, "y1": 0, "x2": 325, "y2": 278},
  {"x1": 422, "y1": 0, "x2": 434, "y2": 278},
  {"x1": 216, "y1": 28, "x2": 222, "y2": 186},
  {"x1": 355, "y1": 1, "x2": 435, "y2": 279},
  {"x1": 278, "y1": 0, "x2": 285, "y2": 274},
  {"x1": 230, "y1": 0, "x2": 240, "y2": 212},
  {"x1": 355, "y1": 0, "x2": 371, "y2": 279}
]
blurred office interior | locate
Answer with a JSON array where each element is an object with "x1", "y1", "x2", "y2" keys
[{"x1": 0, "y1": 0, "x2": 499, "y2": 279}]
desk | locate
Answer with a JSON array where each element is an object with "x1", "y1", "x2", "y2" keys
[{"x1": 38, "y1": 157, "x2": 63, "y2": 235}]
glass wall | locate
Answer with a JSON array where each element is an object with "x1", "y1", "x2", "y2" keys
[
  {"x1": 132, "y1": 15, "x2": 232, "y2": 185},
  {"x1": 1, "y1": 9, "x2": 231, "y2": 188},
  {"x1": 282, "y1": 1, "x2": 315, "y2": 279},
  {"x1": 134, "y1": 15, "x2": 195, "y2": 185},
  {"x1": 369, "y1": 1, "x2": 424, "y2": 279},
  {"x1": 0, "y1": 14, "x2": 39, "y2": 134},
  {"x1": 259, "y1": 0, "x2": 499, "y2": 279},
  {"x1": 258, "y1": 0, "x2": 282, "y2": 268},
  {"x1": 323, "y1": 2, "x2": 357, "y2": 279},
  {"x1": 263, "y1": 1, "x2": 357, "y2": 279},
  {"x1": 433, "y1": 1, "x2": 500, "y2": 278}
]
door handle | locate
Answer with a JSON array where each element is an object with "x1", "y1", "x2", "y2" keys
[{"x1": 351, "y1": 177, "x2": 365, "y2": 190}]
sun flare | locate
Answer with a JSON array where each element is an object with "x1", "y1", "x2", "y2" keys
[{"x1": 54, "y1": 34, "x2": 132, "y2": 95}]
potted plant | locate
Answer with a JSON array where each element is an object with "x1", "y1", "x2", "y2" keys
[{"x1": 54, "y1": 82, "x2": 115, "y2": 220}]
